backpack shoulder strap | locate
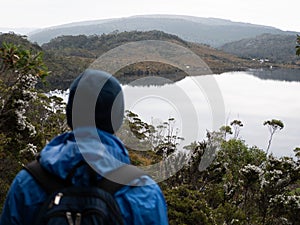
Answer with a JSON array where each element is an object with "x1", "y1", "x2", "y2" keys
[
  {"x1": 98, "y1": 164, "x2": 147, "y2": 195},
  {"x1": 24, "y1": 160, "x2": 70, "y2": 194},
  {"x1": 25, "y1": 160, "x2": 147, "y2": 195}
]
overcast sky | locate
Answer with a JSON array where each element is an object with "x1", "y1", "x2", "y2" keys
[{"x1": 1, "y1": 0, "x2": 299, "y2": 32}]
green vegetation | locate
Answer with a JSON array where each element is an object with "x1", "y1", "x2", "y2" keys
[
  {"x1": 41, "y1": 30, "x2": 263, "y2": 86},
  {"x1": 296, "y1": 35, "x2": 300, "y2": 56},
  {"x1": 263, "y1": 119, "x2": 284, "y2": 155},
  {"x1": 1, "y1": 32, "x2": 268, "y2": 91},
  {"x1": 160, "y1": 125, "x2": 299, "y2": 225},
  {"x1": 221, "y1": 34, "x2": 300, "y2": 66},
  {"x1": 1, "y1": 32, "x2": 91, "y2": 90},
  {"x1": 0, "y1": 42, "x2": 67, "y2": 207},
  {"x1": 0, "y1": 32, "x2": 299, "y2": 224}
]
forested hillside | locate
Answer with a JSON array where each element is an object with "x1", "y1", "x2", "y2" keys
[
  {"x1": 0, "y1": 32, "x2": 89, "y2": 89},
  {"x1": 220, "y1": 34, "x2": 300, "y2": 65},
  {"x1": 43, "y1": 30, "x2": 263, "y2": 86},
  {"x1": 1, "y1": 31, "x2": 265, "y2": 90}
]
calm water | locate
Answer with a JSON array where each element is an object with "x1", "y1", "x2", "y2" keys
[{"x1": 122, "y1": 69, "x2": 300, "y2": 157}]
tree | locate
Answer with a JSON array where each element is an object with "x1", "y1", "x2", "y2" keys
[
  {"x1": 118, "y1": 111, "x2": 184, "y2": 158},
  {"x1": 219, "y1": 125, "x2": 232, "y2": 140},
  {"x1": 294, "y1": 147, "x2": 300, "y2": 161},
  {"x1": 230, "y1": 120, "x2": 243, "y2": 139},
  {"x1": 0, "y1": 43, "x2": 67, "y2": 209},
  {"x1": 296, "y1": 35, "x2": 300, "y2": 56},
  {"x1": 154, "y1": 118, "x2": 184, "y2": 158},
  {"x1": 0, "y1": 42, "x2": 48, "y2": 80},
  {"x1": 0, "y1": 42, "x2": 49, "y2": 153},
  {"x1": 259, "y1": 155, "x2": 300, "y2": 224},
  {"x1": 164, "y1": 185, "x2": 215, "y2": 225},
  {"x1": 263, "y1": 119, "x2": 284, "y2": 155}
]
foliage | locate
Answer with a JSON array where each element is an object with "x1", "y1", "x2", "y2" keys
[
  {"x1": 118, "y1": 110, "x2": 183, "y2": 158},
  {"x1": 0, "y1": 42, "x2": 49, "y2": 151},
  {"x1": 263, "y1": 119, "x2": 284, "y2": 154},
  {"x1": 164, "y1": 185, "x2": 215, "y2": 225},
  {"x1": 0, "y1": 33, "x2": 299, "y2": 224},
  {"x1": 41, "y1": 31, "x2": 189, "y2": 87},
  {"x1": 294, "y1": 147, "x2": 300, "y2": 161},
  {"x1": 0, "y1": 33, "x2": 91, "y2": 91},
  {"x1": 230, "y1": 119, "x2": 243, "y2": 139},
  {"x1": 159, "y1": 120, "x2": 298, "y2": 225},
  {"x1": 0, "y1": 43, "x2": 67, "y2": 210},
  {"x1": 219, "y1": 125, "x2": 232, "y2": 140},
  {"x1": 1, "y1": 31, "x2": 264, "y2": 91},
  {"x1": 0, "y1": 42, "x2": 48, "y2": 79},
  {"x1": 221, "y1": 33, "x2": 300, "y2": 65},
  {"x1": 163, "y1": 138, "x2": 300, "y2": 224},
  {"x1": 0, "y1": 32, "x2": 42, "y2": 51},
  {"x1": 296, "y1": 35, "x2": 300, "y2": 56},
  {"x1": 41, "y1": 30, "x2": 187, "y2": 54}
]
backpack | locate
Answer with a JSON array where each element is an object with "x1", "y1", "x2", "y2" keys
[{"x1": 24, "y1": 159, "x2": 146, "y2": 225}]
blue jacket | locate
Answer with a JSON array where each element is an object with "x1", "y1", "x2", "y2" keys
[{"x1": 0, "y1": 128, "x2": 169, "y2": 225}]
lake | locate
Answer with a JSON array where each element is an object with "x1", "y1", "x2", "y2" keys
[{"x1": 122, "y1": 69, "x2": 300, "y2": 157}]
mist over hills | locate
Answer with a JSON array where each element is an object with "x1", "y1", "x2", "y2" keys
[
  {"x1": 0, "y1": 27, "x2": 37, "y2": 35},
  {"x1": 28, "y1": 15, "x2": 296, "y2": 47},
  {"x1": 2, "y1": 15, "x2": 299, "y2": 70}
]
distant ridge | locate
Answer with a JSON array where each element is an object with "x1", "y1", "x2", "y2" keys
[
  {"x1": 220, "y1": 33, "x2": 300, "y2": 64},
  {"x1": 28, "y1": 15, "x2": 296, "y2": 46},
  {"x1": 0, "y1": 27, "x2": 37, "y2": 35}
]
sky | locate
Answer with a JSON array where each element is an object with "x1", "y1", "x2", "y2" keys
[{"x1": 0, "y1": 0, "x2": 299, "y2": 32}]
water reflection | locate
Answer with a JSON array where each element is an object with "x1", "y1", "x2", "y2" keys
[
  {"x1": 122, "y1": 69, "x2": 300, "y2": 157},
  {"x1": 248, "y1": 68, "x2": 300, "y2": 82},
  {"x1": 212, "y1": 70, "x2": 300, "y2": 157}
]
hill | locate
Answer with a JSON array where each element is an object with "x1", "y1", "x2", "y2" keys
[
  {"x1": 220, "y1": 34, "x2": 300, "y2": 65},
  {"x1": 0, "y1": 33, "x2": 88, "y2": 90},
  {"x1": 28, "y1": 15, "x2": 296, "y2": 47},
  {"x1": 1, "y1": 31, "x2": 272, "y2": 90},
  {"x1": 0, "y1": 32, "x2": 42, "y2": 51},
  {"x1": 41, "y1": 30, "x2": 265, "y2": 88}
]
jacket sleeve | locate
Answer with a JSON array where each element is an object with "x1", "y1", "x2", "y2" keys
[
  {"x1": 115, "y1": 176, "x2": 169, "y2": 225},
  {"x1": 0, "y1": 172, "x2": 25, "y2": 225},
  {"x1": 0, "y1": 170, "x2": 46, "y2": 225}
]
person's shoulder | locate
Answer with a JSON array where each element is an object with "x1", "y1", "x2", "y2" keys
[
  {"x1": 115, "y1": 175, "x2": 169, "y2": 224},
  {"x1": 116, "y1": 175, "x2": 165, "y2": 200},
  {"x1": 13, "y1": 169, "x2": 33, "y2": 186},
  {"x1": 10, "y1": 169, "x2": 47, "y2": 202}
]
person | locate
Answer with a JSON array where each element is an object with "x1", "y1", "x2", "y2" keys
[{"x1": 0, "y1": 69, "x2": 169, "y2": 225}]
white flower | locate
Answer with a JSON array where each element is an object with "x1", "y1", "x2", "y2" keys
[
  {"x1": 240, "y1": 164, "x2": 263, "y2": 174},
  {"x1": 19, "y1": 143, "x2": 38, "y2": 155},
  {"x1": 270, "y1": 194, "x2": 300, "y2": 209},
  {"x1": 15, "y1": 108, "x2": 27, "y2": 130},
  {"x1": 22, "y1": 90, "x2": 37, "y2": 101}
]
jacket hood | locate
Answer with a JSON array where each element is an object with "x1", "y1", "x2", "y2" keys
[
  {"x1": 66, "y1": 69, "x2": 124, "y2": 134},
  {"x1": 39, "y1": 128, "x2": 130, "y2": 183}
]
